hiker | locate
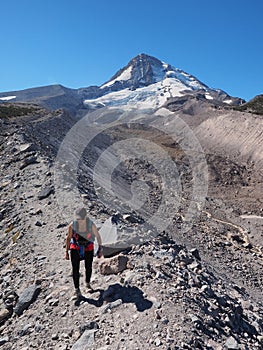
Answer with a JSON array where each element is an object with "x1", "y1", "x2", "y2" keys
[{"x1": 65, "y1": 207, "x2": 103, "y2": 298}]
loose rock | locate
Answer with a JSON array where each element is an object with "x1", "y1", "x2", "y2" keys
[
  {"x1": 14, "y1": 283, "x2": 41, "y2": 316},
  {"x1": 99, "y1": 254, "x2": 129, "y2": 275}
]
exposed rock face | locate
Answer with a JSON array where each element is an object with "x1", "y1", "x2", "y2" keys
[{"x1": 102, "y1": 53, "x2": 174, "y2": 90}]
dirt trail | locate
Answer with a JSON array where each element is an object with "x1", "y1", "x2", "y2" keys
[{"x1": 202, "y1": 210, "x2": 263, "y2": 260}]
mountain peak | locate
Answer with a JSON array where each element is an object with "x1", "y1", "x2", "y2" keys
[
  {"x1": 83, "y1": 54, "x2": 243, "y2": 110},
  {"x1": 130, "y1": 53, "x2": 163, "y2": 66},
  {"x1": 100, "y1": 53, "x2": 209, "y2": 95},
  {"x1": 101, "y1": 53, "x2": 168, "y2": 90}
]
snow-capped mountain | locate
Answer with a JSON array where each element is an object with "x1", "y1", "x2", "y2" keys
[
  {"x1": 101, "y1": 54, "x2": 207, "y2": 91},
  {"x1": 83, "y1": 53, "x2": 242, "y2": 110},
  {"x1": 0, "y1": 53, "x2": 243, "y2": 112}
]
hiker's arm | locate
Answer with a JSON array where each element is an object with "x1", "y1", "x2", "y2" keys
[
  {"x1": 92, "y1": 224, "x2": 103, "y2": 258},
  {"x1": 65, "y1": 224, "x2": 72, "y2": 259},
  {"x1": 92, "y1": 224, "x2": 102, "y2": 246}
]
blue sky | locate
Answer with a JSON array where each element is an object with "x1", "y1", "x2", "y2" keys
[{"x1": 1, "y1": 0, "x2": 262, "y2": 101}]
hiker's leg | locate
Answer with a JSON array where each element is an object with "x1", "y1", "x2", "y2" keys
[
  {"x1": 70, "y1": 249, "x2": 80, "y2": 289},
  {"x1": 84, "y1": 250, "x2": 94, "y2": 284}
]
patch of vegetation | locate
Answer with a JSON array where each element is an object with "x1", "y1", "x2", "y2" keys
[
  {"x1": 0, "y1": 104, "x2": 37, "y2": 118},
  {"x1": 234, "y1": 95, "x2": 263, "y2": 115}
]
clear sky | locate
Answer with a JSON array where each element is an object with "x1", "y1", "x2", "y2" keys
[{"x1": 1, "y1": 0, "x2": 262, "y2": 101}]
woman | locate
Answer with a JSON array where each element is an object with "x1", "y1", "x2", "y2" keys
[{"x1": 65, "y1": 207, "x2": 103, "y2": 298}]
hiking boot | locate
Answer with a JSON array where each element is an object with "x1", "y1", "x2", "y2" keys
[
  {"x1": 74, "y1": 288, "x2": 82, "y2": 299},
  {"x1": 86, "y1": 282, "x2": 93, "y2": 291}
]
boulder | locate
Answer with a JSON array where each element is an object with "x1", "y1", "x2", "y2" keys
[
  {"x1": 38, "y1": 186, "x2": 54, "y2": 200},
  {"x1": 71, "y1": 329, "x2": 97, "y2": 349},
  {"x1": 99, "y1": 254, "x2": 129, "y2": 275},
  {"x1": 14, "y1": 283, "x2": 41, "y2": 316}
]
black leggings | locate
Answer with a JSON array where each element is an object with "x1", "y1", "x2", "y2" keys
[{"x1": 70, "y1": 249, "x2": 94, "y2": 289}]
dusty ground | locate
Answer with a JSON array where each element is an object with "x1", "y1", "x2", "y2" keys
[{"x1": 0, "y1": 107, "x2": 262, "y2": 349}]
